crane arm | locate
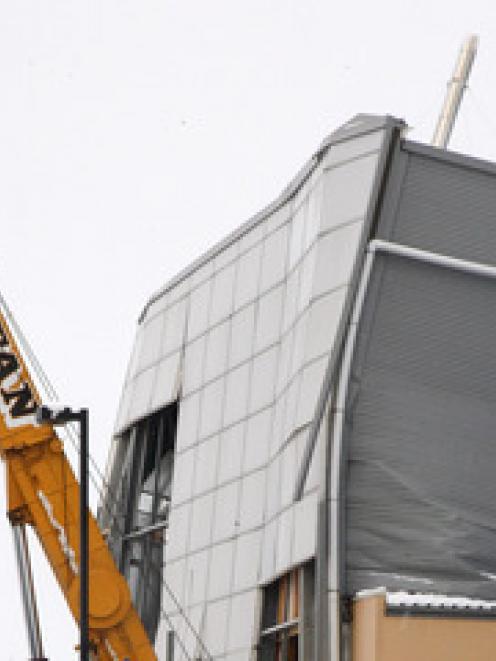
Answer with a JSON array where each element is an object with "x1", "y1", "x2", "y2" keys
[{"x1": 0, "y1": 309, "x2": 157, "y2": 660}]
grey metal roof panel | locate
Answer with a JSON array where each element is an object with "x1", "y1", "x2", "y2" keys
[
  {"x1": 381, "y1": 140, "x2": 496, "y2": 267},
  {"x1": 139, "y1": 114, "x2": 405, "y2": 323},
  {"x1": 325, "y1": 113, "x2": 406, "y2": 145},
  {"x1": 403, "y1": 139, "x2": 496, "y2": 177}
]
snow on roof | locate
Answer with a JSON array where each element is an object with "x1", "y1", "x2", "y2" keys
[
  {"x1": 387, "y1": 591, "x2": 496, "y2": 611},
  {"x1": 356, "y1": 588, "x2": 496, "y2": 612}
]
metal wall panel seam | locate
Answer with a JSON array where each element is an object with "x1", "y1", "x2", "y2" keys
[
  {"x1": 296, "y1": 117, "x2": 403, "y2": 661},
  {"x1": 141, "y1": 212, "x2": 366, "y2": 330},
  {"x1": 321, "y1": 147, "x2": 383, "y2": 174},
  {"x1": 293, "y1": 121, "x2": 403, "y2": 503},
  {"x1": 165, "y1": 485, "x2": 321, "y2": 565},
  {"x1": 140, "y1": 116, "x2": 404, "y2": 322},
  {"x1": 133, "y1": 276, "x2": 351, "y2": 392}
]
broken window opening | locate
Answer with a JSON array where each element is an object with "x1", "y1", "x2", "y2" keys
[
  {"x1": 258, "y1": 562, "x2": 314, "y2": 661},
  {"x1": 103, "y1": 400, "x2": 179, "y2": 643}
]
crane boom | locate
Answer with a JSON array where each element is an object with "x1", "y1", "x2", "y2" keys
[{"x1": 0, "y1": 306, "x2": 157, "y2": 660}]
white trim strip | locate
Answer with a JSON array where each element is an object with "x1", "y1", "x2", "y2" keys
[
  {"x1": 260, "y1": 618, "x2": 299, "y2": 637},
  {"x1": 370, "y1": 239, "x2": 496, "y2": 280}
]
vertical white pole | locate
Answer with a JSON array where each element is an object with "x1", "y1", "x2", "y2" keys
[{"x1": 432, "y1": 35, "x2": 478, "y2": 148}]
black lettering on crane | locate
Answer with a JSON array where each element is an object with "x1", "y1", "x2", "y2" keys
[
  {"x1": 1, "y1": 382, "x2": 36, "y2": 418},
  {"x1": 0, "y1": 352, "x2": 19, "y2": 380},
  {"x1": 0, "y1": 324, "x2": 9, "y2": 348}
]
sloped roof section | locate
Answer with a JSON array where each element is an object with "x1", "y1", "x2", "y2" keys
[{"x1": 140, "y1": 114, "x2": 405, "y2": 323}]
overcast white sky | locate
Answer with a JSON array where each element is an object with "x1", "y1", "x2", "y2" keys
[{"x1": 0, "y1": 0, "x2": 496, "y2": 657}]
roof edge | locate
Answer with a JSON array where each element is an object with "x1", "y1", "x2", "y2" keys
[{"x1": 139, "y1": 113, "x2": 406, "y2": 323}]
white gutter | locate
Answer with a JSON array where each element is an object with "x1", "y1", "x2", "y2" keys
[{"x1": 370, "y1": 238, "x2": 496, "y2": 279}]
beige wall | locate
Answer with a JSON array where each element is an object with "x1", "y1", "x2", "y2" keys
[{"x1": 353, "y1": 593, "x2": 496, "y2": 661}]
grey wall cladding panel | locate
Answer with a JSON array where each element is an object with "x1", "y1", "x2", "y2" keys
[
  {"x1": 386, "y1": 147, "x2": 496, "y2": 264},
  {"x1": 345, "y1": 254, "x2": 496, "y2": 599}
]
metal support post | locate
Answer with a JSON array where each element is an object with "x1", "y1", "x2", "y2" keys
[
  {"x1": 79, "y1": 408, "x2": 89, "y2": 661},
  {"x1": 36, "y1": 404, "x2": 90, "y2": 660}
]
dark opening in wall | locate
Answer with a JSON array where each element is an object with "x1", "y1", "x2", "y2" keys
[
  {"x1": 101, "y1": 401, "x2": 179, "y2": 643},
  {"x1": 258, "y1": 562, "x2": 315, "y2": 661}
]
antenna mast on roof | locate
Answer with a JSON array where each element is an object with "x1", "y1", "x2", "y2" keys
[{"x1": 432, "y1": 34, "x2": 478, "y2": 149}]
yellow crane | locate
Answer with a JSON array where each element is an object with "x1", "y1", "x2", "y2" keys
[{"x1": 0, "y1": 304, "x2": 157, "y2": 660}]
